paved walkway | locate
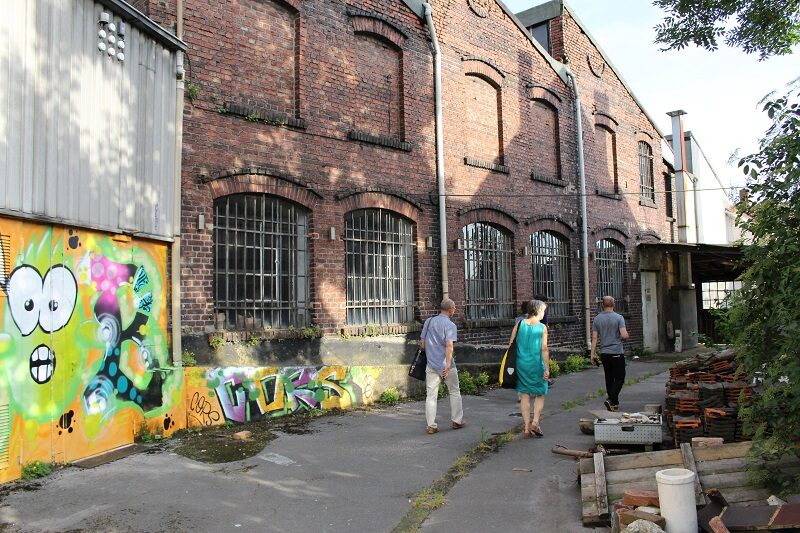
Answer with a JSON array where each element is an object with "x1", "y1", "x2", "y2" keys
[{"x1": 0, "y1": 359, "x2": 674, "y2": 532}]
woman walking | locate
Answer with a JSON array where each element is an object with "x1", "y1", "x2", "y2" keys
[{"x1": 507, "y1": 299, "x2": 550, "y2": 438}]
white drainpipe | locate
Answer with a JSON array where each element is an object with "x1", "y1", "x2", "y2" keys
[
  {"x1": 172, "y1": 0, "x2": 185, "y2": 365},
  {"x1": 667, "y1": 110, "x2": 690, "y2": 243},
  {"x1": 423, "y1": 2, "x2": 449, "y2": 299},
  {"x1": 565, "y1": 68, "x2": 591, "y2": 349}
]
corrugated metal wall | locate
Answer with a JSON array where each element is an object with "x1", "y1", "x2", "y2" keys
[{"x1": 0, "y1": 0, "x2": 178, "y2": 239}]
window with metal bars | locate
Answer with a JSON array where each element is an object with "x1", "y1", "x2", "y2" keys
[
  {"x1": 344, "y1": 209, "x2": 414, "y2": 325},
  {"x1": 639, "y1": 141, "x2": 655, "y2": 203},
  {"x1": 530, "y1": 231, "x2": 570, "y2": 317},
  {"x1": 596, "y1": 239, "x2": 625, "y2": 312},
  {"x1": 213, "y1": 194, "x2": 309, "y2": 330},
  {"x1": 463, "y1": 222, "x2": 514, "y2": 321}
]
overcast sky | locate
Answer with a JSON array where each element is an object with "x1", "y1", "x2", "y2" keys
[{"x1": 504, "y1": 0, "x2": 799, "y2": 188}]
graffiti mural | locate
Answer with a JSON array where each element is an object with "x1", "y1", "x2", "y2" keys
[
  {"x1": 185, "y1": 366, "x2": 380, "y2": 426},
  {"x1": 0, "y1": 218, "x2": 184, "y2": 483}
]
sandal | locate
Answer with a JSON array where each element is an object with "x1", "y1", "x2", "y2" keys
[{"x1": 532, "y1": 424, "x2": 543, "y2": 437}]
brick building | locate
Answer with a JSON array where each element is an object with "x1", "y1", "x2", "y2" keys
[{"x1": 134, "y1": 0, "x2": 673, "y2": 364}]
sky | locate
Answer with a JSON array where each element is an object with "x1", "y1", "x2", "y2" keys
[{"x1": 503, "y1": 0, "x2": 799, "y2": 188}]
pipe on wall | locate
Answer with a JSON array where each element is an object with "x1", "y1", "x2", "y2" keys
[
  {"x1": 423, "y1": 2, "x2": 449, "y2": 300},
  {"x1": 565, "y1": 68, "x2": 592, "y2": 349},
  {"x1": 171, "y1": 0, "x2": 184, "y2": 365}
]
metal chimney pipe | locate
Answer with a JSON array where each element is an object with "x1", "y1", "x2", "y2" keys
[{"x1": 667, "y1": 110, "x2": 689, "y2": 243}]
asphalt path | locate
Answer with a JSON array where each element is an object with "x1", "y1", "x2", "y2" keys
[{"x1": 0, "y1": 359, "x2": 673, "y2": 533}]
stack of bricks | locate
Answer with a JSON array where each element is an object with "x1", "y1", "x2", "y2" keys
[
  {"x1": 612, "y1": 490, "x2": 666, "y2": 532},
  {"x1": 664, "y1": 349, "x2": 754, "y2": 446}
]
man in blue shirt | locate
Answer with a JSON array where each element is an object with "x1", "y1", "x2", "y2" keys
[
  {"x1": 590, "y1": 296, "x2": 629, "y2": 412},
  {"x1": 420, "y1": 298, "x2": 464, "y2": 434}
]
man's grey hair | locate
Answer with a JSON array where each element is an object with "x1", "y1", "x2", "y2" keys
[
  {"x1": 440, "y1": 298, "x2": 455, "y2": 310},
  {"x1": 602, "y1": 296, "x2": 615, "y2": 309}
]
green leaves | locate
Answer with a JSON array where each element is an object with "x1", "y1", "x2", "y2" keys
[
  {"x1": 654, "y1": 0, "x2": 800, "y2": 60},
  {"x1": 729, "y1": 82, "x2": 800, "y2": 495}
]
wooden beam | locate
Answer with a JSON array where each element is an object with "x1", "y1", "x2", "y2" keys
[
  {"x1": 680, "y1": 442, "x2": 707, "y2": 505},
  {"x1": 594, "y1": 452, "x2": 609, "y2": 518}
]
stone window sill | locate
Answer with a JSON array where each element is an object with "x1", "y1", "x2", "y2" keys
[
  {"x1": 226, "y1": 103, "x2": 306, "y2": 129},
  {"x1": 465, "y1": 318, "x2": 516, "y2": 329},
  {"x1": 531, "y1": 172, "x2": 567, "y2": 187},
  {"x1": 640, "y1": 198, "x2": 658, "y2": 209},
  {"x1": 596, "y1": 188, "x2": 622, "y2": 201}
]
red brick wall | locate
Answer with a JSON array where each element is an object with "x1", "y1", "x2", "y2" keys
[{"x1": 139, "y1": 0, "x2": 671, "y2": 352}]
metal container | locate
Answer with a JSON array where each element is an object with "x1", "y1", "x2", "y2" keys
[{"x1": 594, "y1": 416, "x2": 662, "y2": 445}]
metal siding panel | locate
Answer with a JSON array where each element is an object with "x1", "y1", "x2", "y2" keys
[
  {"x1": 118, "y1": 23, "x2": 136, "y2": 232},
  {"x1": 44, "y1": 0, "x2": 60, "y2": 218},
  {"x1": 141, "y1": 38, "x2": 156, "y2": 234},
  {"x1": 149, "y1": 42, "x2": 165, "y2": 236},
  {"x1": 159, "y1": 47, "x2": 175, "y2": 237},
  {"x1": 0, "y1": 2, "x2": 10, "y2": 209},
  {"x1": 21, "y1": 0, "x2": 35, "y2": 214}
]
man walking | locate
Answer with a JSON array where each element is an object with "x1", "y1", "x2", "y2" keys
[
  {"x1": 590, "y1": 296, "x2": 629, "y2": 412},
  {"x1": 420, "y1": 298, "x2": 464, "y2": 434}
]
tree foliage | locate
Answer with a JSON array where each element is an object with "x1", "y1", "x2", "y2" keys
[
  {"x1": 729, "y1": 82, "x2": 800, "y2": 493},
  {"x1": 654, "y1": 0, "x2": 800, "y2": 59}
]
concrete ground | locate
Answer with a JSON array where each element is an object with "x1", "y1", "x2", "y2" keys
[{"x1": 0, "y1": 358, "x2": 675, "y2": 533}]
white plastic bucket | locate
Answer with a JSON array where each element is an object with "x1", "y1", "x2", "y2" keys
[{"x1": 655, "y1": 468, "x2": 698, "y2": 533}]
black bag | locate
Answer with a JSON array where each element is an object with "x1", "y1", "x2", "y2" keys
[
  {"x1": 408, "y1": 348, "x2": 427, "y2": 381},
  {"x1": 499, "y1": 341, "x2": 517, "y2": 389}
]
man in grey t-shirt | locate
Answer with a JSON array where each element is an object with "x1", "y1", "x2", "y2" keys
[
  {"x1": 590, "y1": 296, "x2": 629, "y2": 411},
  {"x1": 420, "y1": 298, "x2": 464, "y2": 434}
]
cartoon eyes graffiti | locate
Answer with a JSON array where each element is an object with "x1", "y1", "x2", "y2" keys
[{"x1": 7, "y1": 265, "x2": 78, "y2": 336}]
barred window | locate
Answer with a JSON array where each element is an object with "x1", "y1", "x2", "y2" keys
[
  {"x1": 463, "y1": 222, "x2": 514, "y2": 321},
  {"x1": 345, "y1": 209, "x2": 414, "y2": 325},
  {"x1": 530, "y1": 231, "x2": 570, "y2": 317},
  {"x1": 639, "y1": 141, "x2": 655, "y2": 203},
  {"x1": 595, "y1": 239, "x2": 625, "y2": 312},
  {"x1": 214, "y1": 194, "x2": 309, "y2": 330},
  {"x1": 701, "y1": 281, "x2": 742, "y2": 310}
]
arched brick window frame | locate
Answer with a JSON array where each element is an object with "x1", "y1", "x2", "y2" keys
[
  {"x1": 592, "y1": 226, "x2": 629, "y2": 313},
  {"x1": 461, "y1": 221, "x2": 515, "y2": 321},
  {"x1": 526, "y1": 216, "x2": 574, "y2": 318},
  {"x1": 348, "y1": 11, "x2": 408, "y2": 143},
  {"x1": 462, "y1": 57, "x2": 506, "y2": 171},
  {"x1": 338, "y1": 191, "x2": 419, "y2": 326},
  {"x1": 528, "y1": 86, "x2": 563, "y2": 185},
  {"x1": 594, "y1": 111, "x2": 620, "y2": 194}
]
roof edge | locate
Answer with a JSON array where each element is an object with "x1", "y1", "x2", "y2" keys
[
  {"x1": 515, "y1": 0, "x2": 563, "y2": 27},
  {"x1": 98, "y1": 0, "x2": 186, "y2": 51}
]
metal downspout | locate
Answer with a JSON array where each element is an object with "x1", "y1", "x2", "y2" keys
[
  {"x1": 172, "y1": 0, "x2": 184, "y2": 365},
  {"x1": 423, "y1": 2, "x2": 449, "y2": 299},
  {"x1": 566, "y1": 69, "x2": 592, "y2": 349}
]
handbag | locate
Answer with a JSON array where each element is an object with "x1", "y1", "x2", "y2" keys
[
  {"x1": 408, "y1": 348, "x2": 427, "y2": 381},
  {"x1": 499, "y1": 340, "x2": 517, "y2": 389}
]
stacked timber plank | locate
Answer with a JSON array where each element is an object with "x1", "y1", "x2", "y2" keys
[
  {"x1": 665, "y1": 349, "x2": 754, "y2": 445},
  {"x1": 578, "y1": 441, "x2": 800, "y2": 527}
]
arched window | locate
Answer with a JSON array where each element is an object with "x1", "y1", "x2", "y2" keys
[
  {"x1": 596, "y1": 125, "x2": 618, "y2": 191},
  {"x1": 344, "y1": 209, "x2": 414, "y2": 325},
  {"x1": 639, "y1": 141, "x2": 655, "y2": 203},
  {"x1": 353, "y1": 33, "x2": 403, "y2": 139},
  {"x1": 463, "y1": 222, "x2": 514, "y2": 320},
  {"x1": 530, "y1": 231, "x2": 569, "y2": 317},
  {"x1": 595, "y1": 239, "x2": 625, "y2": 311},
  {"x1": 530, "y1": 101, "x2": 561, "y2": 182},
  {"x1": 214, "y1": 194, "x2": 309, "y2": 330}
]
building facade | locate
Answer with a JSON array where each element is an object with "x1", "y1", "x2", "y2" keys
[{"x1": 132, "y1": 0, "x2": 674, "y2": 365}]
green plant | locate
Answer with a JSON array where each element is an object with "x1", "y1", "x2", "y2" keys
[
  {"x1": 696, "y1": 332, "x2": 717, "y2": 349},
  {"x1": 21, "y1": 460, "x2": 52, "y2": 480},
  {"x1": 245, "y1": 111, "x2": 261, "y2": 122},
  {"x1": 209, "y1": 334, "x2": 225, "y2": 351},
  {"x1": 138, "y1": 426, "x2": 155, "y2": 443},
  {"x1": 266, "y1": 117, "x2": 285, "y2": 127},
  {"x1": 549, "y1": 359, "x2": 561, "y2": 377},
  {"x1": 563, "y1": 354, "x2": 588, "y2": 373},
  {"x1": 298, "y1": 325, "x2": 321, "y2": 339},
  {"x1": 181, "y1": 350, "x2": 197, "y2": 366},
  {"x1": 629, "y1": 345, "x2": 653, "y2": 358},
  {"x1": 459, "y1": 372, "x2": 477, "y2": 395},
  {"x1": 223, "y1": 420, "x2": 234, "y2": 428},
  {"x1": 379, "y1": 387, "x2": 401, "y2": 406},
  {"x1": 475, "y1": 371, "x2": 490, "y2": 388},
  {"x1": 214, "y1": 102, "x2": 228, "y2": 113},
  {"x1": 362, "y1": 324, "x2": 380, "y2": 337},
  {"x1": 186, "y1": 82, "x2": 200, "y2": 101},
  {"x1": 246, "y1": 336, "x2": 261, "y2": 347}
]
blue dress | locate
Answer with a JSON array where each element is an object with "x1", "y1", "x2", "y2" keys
[{"x1": 515, "y1": 321, "x2": 548, "y2": 396}]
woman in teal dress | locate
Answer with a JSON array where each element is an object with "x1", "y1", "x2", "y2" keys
[{"x1": 507, "y1": 299, "x2": 550, "y2": 438}]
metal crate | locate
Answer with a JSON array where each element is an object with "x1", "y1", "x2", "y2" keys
[{"x1": 594, "y1": 417, "x2": 662, "y2": 445}]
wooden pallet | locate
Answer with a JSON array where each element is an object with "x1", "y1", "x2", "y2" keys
[{"x1": 578, "y1": 441, "x2": 800, "y2": 526}]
